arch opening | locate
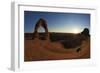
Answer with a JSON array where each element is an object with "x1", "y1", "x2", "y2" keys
[{"x1": 37, "y1": 26, "x2": 45, "y2": 33}]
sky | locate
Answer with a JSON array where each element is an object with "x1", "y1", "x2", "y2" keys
[{"x1": 24, "y1": 11, "x2": 90, "y2": 33}]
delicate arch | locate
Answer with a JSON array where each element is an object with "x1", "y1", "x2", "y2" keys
[{"x1": 33, "y1": 18, "x2": 49, "y2": 40}]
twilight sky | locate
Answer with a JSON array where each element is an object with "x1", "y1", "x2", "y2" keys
[{"x1": 24, "y1": 11, "x2": 90, "y2": 33}]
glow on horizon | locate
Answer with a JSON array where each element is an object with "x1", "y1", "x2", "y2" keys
[
  {"x1": 48, "y1": 29, "x2": 82, "y2": 33},
  {"x1": 27, "y1": 23, "x2": 87, "y2": 33},
  {"x1": 32, "y1": 24, "x2": 85, "y2": 33},
  {"x1": 72, "y1": 28, "x2": 81, "y2": 34},
  {"x1": 47, "y1": 25, "x2": 83, "y2": 33}
]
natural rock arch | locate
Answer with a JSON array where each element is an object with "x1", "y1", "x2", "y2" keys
[{"x1": 33, "y1": 18, "x2": 49, "y2": 40}]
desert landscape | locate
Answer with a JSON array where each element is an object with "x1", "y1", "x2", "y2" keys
[
  {"x1": 24, "y1": 29, "x2": 90, "y2": 61},
  {"x1": 24, "y1": 12, "x2": 90, "y2": 61}
]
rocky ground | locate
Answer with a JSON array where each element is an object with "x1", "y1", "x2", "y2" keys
[{"x1": 24, "y1": 38, "x2": 90, "y2": 61}]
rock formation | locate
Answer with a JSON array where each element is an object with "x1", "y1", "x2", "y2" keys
[
  {"x1": 81, "y1": 28, "x2": 90, "y2": 36},
  {"x1": 81, "y1": 28, "x2": 90, "y2": 40},
  {"x1": 33, "y1": 18, "x2": 49, "y2": 40}
]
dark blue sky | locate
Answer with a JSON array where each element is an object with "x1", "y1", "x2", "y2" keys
[{"x1": 24, "y1": 11, "x2": 90, "y2": 33}]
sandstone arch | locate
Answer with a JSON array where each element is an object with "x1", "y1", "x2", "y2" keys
[{"x1": 33, "y1": 18, "x2": 49, "y2": 40}]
